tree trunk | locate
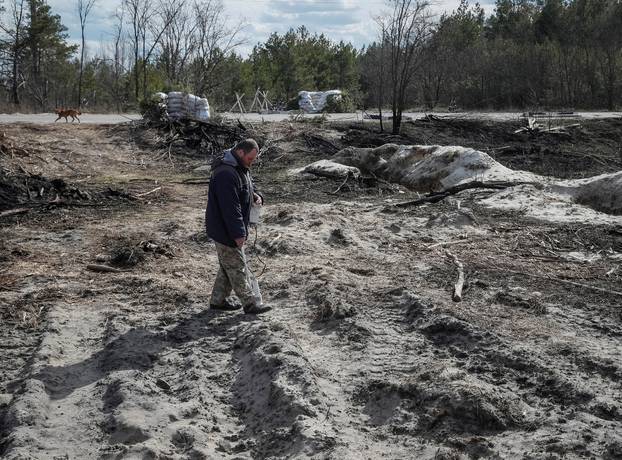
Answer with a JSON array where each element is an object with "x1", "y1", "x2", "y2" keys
[
  {"x1": 134, "y1": 35, "x2": 139, "y2": 102},
  {"x1": 378, "y1": 92, "x2": 384, "y2": 133},
  {"x1": 11, "y1": 54, "x2": 20, "y2": 106},
  {"x1": 79, "y1": 25, "x2": 85, "y2": 108},
  {"x1": 142, "y1": 36, "x2": 147, "y2": 100},
  {"x1": 392, "y1": 112, "x2": 402, "y2": 135}
]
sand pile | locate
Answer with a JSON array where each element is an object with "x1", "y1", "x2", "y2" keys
[
  {"x1": 233, "y1": 323, "x2": 338, "y2": 457},
  {"x1": 296, "y1": 144, "x2": 622, "y2": 224},
  {"x1": 555, "y1": 171, "x2": 622, "y2": 215},
  {"x1": 332, "y1": 144, "x2": 539, "y2": 192}
]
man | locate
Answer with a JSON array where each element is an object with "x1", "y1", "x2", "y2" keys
[{"x1": 205, "y1": 139, "x2": 271, "y2": 314}]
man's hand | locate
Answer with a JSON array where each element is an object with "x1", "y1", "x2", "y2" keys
[
  {"x1": 253, "y1": 193, "x2": 263, "y2": 206},
  {"x1": 234, "y1": 237, "x2": 246, "y2": 248}
]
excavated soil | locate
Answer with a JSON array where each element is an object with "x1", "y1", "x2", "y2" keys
[{"x1": 1, "y1": 119, "x2": 621, "y2": 459}]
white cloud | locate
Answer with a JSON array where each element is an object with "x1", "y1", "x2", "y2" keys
[
  {"x1": 45, "y1": 0, "x2": 498, "y2": 58},
  {"x1": 46, "y1": 0, "x2": 122, "y2": 58}
]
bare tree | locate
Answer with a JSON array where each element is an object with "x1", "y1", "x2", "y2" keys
[
  {"x1": 110, "y1": 4, "x2": 128, "y2": 111},
  {"x1": 191, "y1": 0, "x2": 245, "y2": 96},
  {"x1": 377, "y1": 0, "x2": 432, "y2": 134},
  {"x1": 124, "y1": 0, "x2": 184, "y2": 101},
  {"x1": 0, "y1": 0, "x2": 28, "y2": 106},
  {"x1": 362, "y1": 37, "x2": 389, "y2": 132},
  {"x1": 142, "y1": 0, "x2": 184, "y2": 98},
  {"x1": 77, "y1": 0, "x2": 96, "y2": 108},
  {"x1": 124, "y1": 0, "x2": 150, "y2": 101},
  {"x1": 158, "y1": 0, "x2": 196, "y2": 88}
]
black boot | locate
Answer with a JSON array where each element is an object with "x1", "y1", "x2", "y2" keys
[
  {"x1": 243, "y1": 304, "x2": 272, "y2": 315},
  {"x1": 210, "y1": 299, "x2": 242, "y2": 311}
]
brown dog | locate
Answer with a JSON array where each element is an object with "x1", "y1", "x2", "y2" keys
[{"x1": 54, "y1": 108, "x2": 81, "y2": 123}]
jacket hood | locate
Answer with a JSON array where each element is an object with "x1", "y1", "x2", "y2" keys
[
  {"x1": 222, "y1": 149, "x2": 239, "y2": 167},
  {"x1": 211, "y1": 148, "x2": 247, "y2": 171}
]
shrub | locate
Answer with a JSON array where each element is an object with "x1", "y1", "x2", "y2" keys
[
  {"x1": 286, "y1": 96, "x2": 300, "y2": 110},
  {"x1": 139, "y1": 96, "x2": 167, "y2": 121},
  {"x1": 323, "y1": 91, "x2": 355, "y2": 113}
]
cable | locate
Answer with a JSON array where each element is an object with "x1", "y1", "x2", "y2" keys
[{"x1": 250, "y1": 224, "x2": 267, "y2": 278}]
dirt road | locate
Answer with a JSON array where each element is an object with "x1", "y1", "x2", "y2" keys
[
  {"x1": 1, "y1": 121, "x2": 621, "y2": 459},
  {"x1": 0, "y1": 113, "x2": 141, "y2": 124},
  {"x1": 0, "y1": 111, "x2": 619, "y2": 125}
]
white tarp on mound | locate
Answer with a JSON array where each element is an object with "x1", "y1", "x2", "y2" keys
[
  {"x1": 303, "y1": 143, "x2": 622, "y2": 224},
  {"x1": 166, "y1": 92, "x2": 210, "y2": 121},
  {"x1": 298, "y1": 90, "x2": 342, "y2": 113},
  {"x1": 334, "y1": 144, "x2": 540, "y2": 192},
  {"x1": 290, "y1": 159, "x2": 361, "y2": 179}
]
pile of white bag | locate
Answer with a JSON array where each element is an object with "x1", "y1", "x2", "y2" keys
[
  {"x1": 185, "y1": 94, "x2": 210, "y2": 120},
  {"x1": 298, "y1": 90, "x2": 342, "y2": 113},
  {"x1": 165, "y1": 92, "x2": 210, "y2": 121}
]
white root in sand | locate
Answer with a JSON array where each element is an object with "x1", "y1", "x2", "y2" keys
[
  {"x1": 446, "y1": 250, "x2": 465, "y2": 302},
  {"x1": 86, "y1": 264, "x2": 125, "y2": 273}
]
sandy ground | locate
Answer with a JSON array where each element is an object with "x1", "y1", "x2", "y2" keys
[{"x1": 1, "y1": 120, "x2": 621, "y2": 459}]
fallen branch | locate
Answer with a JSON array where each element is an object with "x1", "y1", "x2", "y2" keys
[
  {"x1": 135, "y1": 186, "x2": 161, "y2": 197},
  {"x1": 331, "y1": 173, "x2": 353, "y2": 194},
  {"x1": 446, "y1": 250, "x2": 465, "y2": 302},
  {"x1": 393, "y1": 181, "x2": 533, "y2": 208},
  {"x1": 301, "y1": 132, "x2": 339, "y2": 154},
  {"x1": 50, "y1": 156, "x2": 78, "y2": 172},
  {"x1": 86, "y1": 264, "x2": 127, "y2": 273},
  {"x1": 46, "y1": 200, "x2": 102, "y2": 208},
  {"x1": 176, "y1": 179, "x2": 211, "y2": 185},
  {"x1": 0, "y1": 208, "x2": 29, "y2": 218},
  {"x1": 491, "y1": 266, "x2": 622, "y2": 298}
]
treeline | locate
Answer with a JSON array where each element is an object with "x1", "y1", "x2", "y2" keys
[
  {"x1": 0, "y1": 0, "x2": 77, "y2": 109},
  {"x1": 413, "y1": 0, "x2": 622, "y2": 110},
  {"x1": 0, "y1": 0, "x2": 620, "y2": 113}
]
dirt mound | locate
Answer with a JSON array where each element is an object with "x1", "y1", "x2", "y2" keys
[
  {"x1": 334, "y1": 144, "x2": 538, "y2": 192},
  {"x1": 233, "y1": 323, "x2": 338, "y2": 457},
  {"x1": 98, "y1": 234, "x2": 176, "y2": 268},
  {"x1": 305, "y1": 281, "x2": 357, "y2": 321},
  {"x1": 328, "y1": 143, "x2": 622, "y2": 224},
  {"x1": 0, "y1": 169, "x2": 69, "y2": 211},
  {"x1": 0, "y1": 166, "x2": 135, "y2": 213},
  {"x1": 569, "y1": 171, "x2": 622, "y2": 215},
  {"x1": 357, "y1": 375, "x2": 535, "y2": 436}
]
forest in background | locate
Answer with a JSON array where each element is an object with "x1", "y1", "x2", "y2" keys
[{"x1": 0, "y1": 0, "x2": 620, "y2": 115}]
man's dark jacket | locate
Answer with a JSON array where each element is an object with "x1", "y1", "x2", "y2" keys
[{"x1": 205, "y1": 149, "x2": 259, "y2": 247}]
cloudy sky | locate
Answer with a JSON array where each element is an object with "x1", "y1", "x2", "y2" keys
[{"x1": 47, "y1": 0, "x2": 497, "y2": 57}]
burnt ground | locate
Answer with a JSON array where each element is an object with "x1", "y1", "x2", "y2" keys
[
  {"x1": 0, "y1": 118, "x2": 621, "y2": 459},
  {"x1": 340, "y1": 117, "x2": 622, "y2": 179}
]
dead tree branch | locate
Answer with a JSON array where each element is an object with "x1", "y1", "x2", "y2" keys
[
  {"x1": 491, "y1": 266, "x2": 622, "y2": 298},
  {"x1": 393, "y1": 180, "x2": 535, "y2": 208}
]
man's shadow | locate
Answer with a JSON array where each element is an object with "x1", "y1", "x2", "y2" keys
[{"x1": 30, "y1": 308, "x2": 250, "y2": 400}]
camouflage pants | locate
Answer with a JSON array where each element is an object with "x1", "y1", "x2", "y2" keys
[{"x1": 210, "y1": 242, "x2": 261, "y2": 308}]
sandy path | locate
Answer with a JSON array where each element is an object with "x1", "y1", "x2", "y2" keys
[{"x1": 0, "y1": 113, "x2": 142, "y2": 124}]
